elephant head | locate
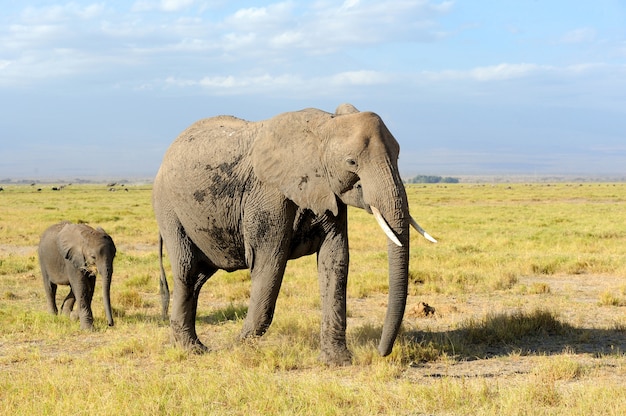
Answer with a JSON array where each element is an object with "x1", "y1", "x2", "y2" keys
[
  {"x1": 57, "y1": 223, "x2": 116, "y2": 326},
  {"x1": 252, "y1": 103, "x2": 435, "y2": 356}
]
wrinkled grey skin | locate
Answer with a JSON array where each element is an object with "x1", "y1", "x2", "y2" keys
[
  {"x1": 153, "y1": 104, "x2": 412, "y2": 365},
  {"x1": 38, "y1": 221, "x2": 116, "y2": 330}
]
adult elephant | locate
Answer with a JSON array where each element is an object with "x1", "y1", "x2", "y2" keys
[
  {"x1": 38, "y1": 221, "x2": 116, "y2": 330},
  {"x1": 153, "y1": 104, "x2": 436, "y2": 365}
]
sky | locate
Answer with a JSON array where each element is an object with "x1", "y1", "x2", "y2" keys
[{"x1": 1, "y1": 0, "x2": 625, "y2": 180}]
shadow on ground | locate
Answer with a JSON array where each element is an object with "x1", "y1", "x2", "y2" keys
[{"x1": 353, "y1": 309, "x2": 626, "y2": 363}]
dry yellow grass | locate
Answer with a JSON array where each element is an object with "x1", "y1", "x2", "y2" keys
[{"x1": 1, "y1": 182, "x2": 625, "y2": 415}]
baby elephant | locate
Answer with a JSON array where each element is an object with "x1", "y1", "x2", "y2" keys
[{"x1": 38, "y1": 221, "x2": 116, "y2": 330}]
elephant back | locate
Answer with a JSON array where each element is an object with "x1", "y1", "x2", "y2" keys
[{"x1": 173, "y1": 116, "x2": 250, "y2": 145}]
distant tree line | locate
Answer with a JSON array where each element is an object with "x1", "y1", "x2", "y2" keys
[{"x1": 405, "y1": 175, "x2": 459, "y2": 184}]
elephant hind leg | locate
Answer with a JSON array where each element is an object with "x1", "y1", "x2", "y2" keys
[
  {"x1": 61, "y1": 289, "x2": 76, "y2": 318},
  {"x1": 158, "y1": 234, "x2": 170, "y2": 320},
  {"x1": 43, "y1": 277, "x2": 58, "y2": 315},
  {"x1": 158, "y1": 210, "x2": 216, "y2": 351},
  {"x1": 170, "y1": 269, "x2": 214, "y2": 352}
]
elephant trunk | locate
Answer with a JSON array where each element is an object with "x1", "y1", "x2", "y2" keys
[
  {"x1": 376, "y1": 211, "x2": 409, "y2": 356},
  {"x1": 365, "y1": 168, "x2": 410, "y2": 357},
  {"x1": 98, "y1": 260, "x2": 114, "y2": 326}
]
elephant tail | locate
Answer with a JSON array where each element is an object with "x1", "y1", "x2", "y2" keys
[{"x1": 158, "y1": 233, "x2": 170, "y2": 320}]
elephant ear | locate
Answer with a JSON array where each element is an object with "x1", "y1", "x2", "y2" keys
[
  {"x1": 251, "y1": 111, "x2": 339, "y2": 216},
  {"x1": 57, "y1": 224, "x2": 86, "y2": 269},
  {"x1": 95, "y1": 227, "x2": 116, "y2": 252}
]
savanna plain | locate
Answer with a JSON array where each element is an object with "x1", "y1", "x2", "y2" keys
[{"x1": 1, "y1": 181, "x2": 625, "y2": 415}]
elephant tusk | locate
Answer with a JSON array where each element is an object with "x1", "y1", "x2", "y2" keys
[
  {"x1": 371, "y1": 206, "x2": 403, "y2": 247},
  {"x1": 410, "y1": 217, "x2": 438, "y2": 243}
]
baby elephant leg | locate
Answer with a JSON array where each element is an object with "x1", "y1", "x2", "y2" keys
[
  {"x1": 43, "y1": 280, "x2": 58, "y2": 315},
  {"x1": 61, "y1": 289, "x2": 76, "y2": 318}
]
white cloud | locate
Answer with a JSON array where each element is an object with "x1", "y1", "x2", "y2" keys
[
  {"x1": 430, "y1": 0, "x2": 454, "y2": 13},
  {"x1": 131, "y1": 1, "x2": 153, "y2": 12},
  {"x1": 132, "y1": 0, "x2": 195, "y2": 12},
  {"x1": 79, "y1": 3, "x2": 105, "y2": 19},
  {"x1": 218, "y1": 0, "x2": 451, "y2": 53},
  {"x1": 161, "y1": 0, "x2": 195, "y2": 12},
  {"x1": 304, "y1": 0, "x2": 451, "y2": 46},
  {"x1": 421, "y1": 63, "x2": 548, "y2": 82},
  {"x1": 226, "y1": 2, "x2": 295, "y2": 29},
  {"x1": 21, "y1": 3, "x2": 105, "y2": 22},
  {"x1": 469, "y1": 63, "x2": 545, "y2": 81},
  {"x1": 162, "y1": 70, "x2": 390, "y2": 96},
  {"x1": 330, "y1": 70, "x2": 389, "y2": 85},
  {"x1": 339, "y1": 0, "x2": 360, "y2": 11},
  {"x1": 412, "y1": 62, "x2": 626, "y2": 91},
  {"x1": 0, "y1": 0, "x2": 454, "y2": 87},
  {"x1": 166, "y1": 73, "x2": 302, "y2": 91},
  {"x1": 3, "y1": 23, "x2": 67, "y2": 50},
  {"x1": 221, "y1": 32, "x2": 258, "y2": 50},
  {"x1": 270, "y1": 31, "x2": 303, "y2": 48},
  {"x1": 560, "y1": 27, "x2": 596, "y2": 44},
  {"x1": 4, "y1": 0, "x2": 618, "y2": 101},
  {"x1": 0, "y1": 49, "x2": 93, "y2": 84}
]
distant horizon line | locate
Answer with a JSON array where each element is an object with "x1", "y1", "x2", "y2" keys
[{"x1": 2, "y1": 173, "x2": 625, "y2": 185}]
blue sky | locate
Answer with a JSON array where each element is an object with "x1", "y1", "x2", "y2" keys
[{"x1": 1, "y1": 1, "x2": 625, "y2": 179}]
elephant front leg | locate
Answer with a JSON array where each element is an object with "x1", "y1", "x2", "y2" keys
[
  {"x1": 317, "y1": 229, "x2": 352, "y2": 365},
  {"x1": 318, "y1": 266, "x2": 351, "y2": 365},
  {"x1": 239, "y1": 209, "x2": 292, "y2": 340},
  {"x1": 77, "y1": 273, "x2": 97, "y2": 330},
  {"x1": 68, "y1": 270, "x2": 94, "y2": 330},
  {"x1": 76, "y1": 293, "x2": 95, "y2": 331},
  {"x1": 77, "y1": 304, "x2": 95, "y2": 331},
  {"x1": 239, "y1": 259, "x2": 287, "y2": 339}
]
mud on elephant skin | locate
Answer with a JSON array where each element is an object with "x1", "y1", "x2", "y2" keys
[
  {"x1": 153, "y1": 103, "x2": 436, "y2": 365},
  {"x1": 38, "y1": 221, "x2": 116, "y2": 330}
]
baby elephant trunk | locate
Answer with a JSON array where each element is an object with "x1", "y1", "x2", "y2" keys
[{"x1": 97, "y1": 259, "x2": 114, "y2": 326}]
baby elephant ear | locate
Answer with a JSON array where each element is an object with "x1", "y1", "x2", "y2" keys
[
  {"x1": 57, "y1": 223, "x2": 86, "y2": 270},
  {"x1": 251, "y1": 112, "x2": 339, "y2": 216},
  {"x1": 96, "y1": 227, "x2": 116, "y2": 255}
]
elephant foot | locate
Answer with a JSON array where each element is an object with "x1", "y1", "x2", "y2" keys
[
  {"x1": 319, "y1": 346, "x2": 353, "y2": 366},
  {"x1": 170, "y1": 327, "x2": 209, "y2": 354},
  {"x1": 79, "y1": 319, "x2": 95, "y2": 331},
  {"x1": 174, "y1": 336, "x2": 209, "y2": 354},
  {"x1": 239, "y1": 317, "x2": 271, "y2": 340},
  {"x1": 238, "y1": 327, "x2": 267, "y2": 341}
]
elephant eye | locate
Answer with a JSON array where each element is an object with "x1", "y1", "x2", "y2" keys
[{"x1": 346, "y1": 158, "x2": 357, "y2": 167}]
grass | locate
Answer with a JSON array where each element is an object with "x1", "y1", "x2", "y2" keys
[{"x1": 1, "y1": 182, "x2": 626, "y2": 414}]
